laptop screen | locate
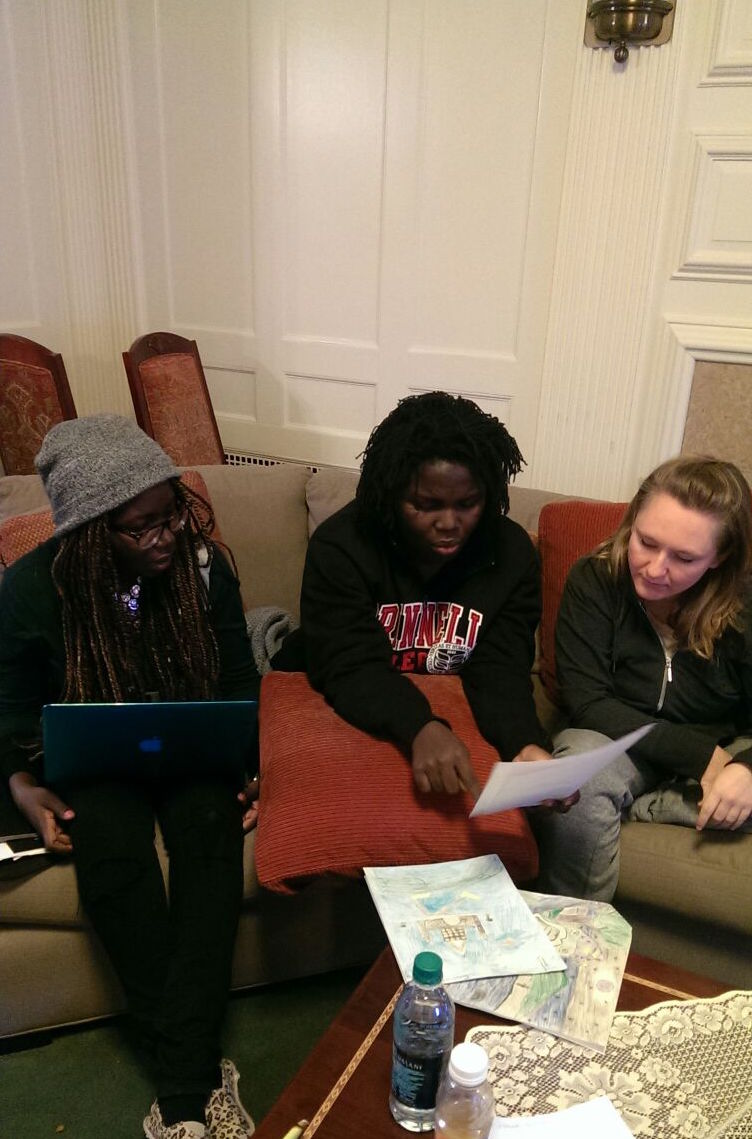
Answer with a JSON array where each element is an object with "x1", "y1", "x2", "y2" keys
[{"x1": 42, "y1": 700, "x2": 258, "y2": 787}]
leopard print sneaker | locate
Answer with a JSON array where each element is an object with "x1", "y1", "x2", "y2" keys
[
  {"x1": 204, "y1": 1058, "x2": 255, "y2": 1138},
  {"x1": 143, "y1": 1099, "x2": 206, "y2": 1139}
]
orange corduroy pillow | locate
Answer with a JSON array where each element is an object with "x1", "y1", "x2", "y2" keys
[
  {"x1": 0, "y1": 509, "x2": 54, "y2": 567},
  {"x1": 537, "y1": 499, "x2": 627, "y2": 702},
  {"x1": 255, "y1": 671, "x2": 539, "y2": 895}
]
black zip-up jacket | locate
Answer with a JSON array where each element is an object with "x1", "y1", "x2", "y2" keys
[
  {"x1": 556, "y1": 556, "x2": 752, "y2": 779},
  {"x1": 299, "y1": 501, "x2": 550, "y2": 760},
  {"x1": 0, "y1": 537, "x2": 260, "y2": 784}
]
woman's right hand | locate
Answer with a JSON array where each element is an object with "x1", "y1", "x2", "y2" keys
[{"x1": 9, "y1": 771, "x2": 75, "y2": 853}]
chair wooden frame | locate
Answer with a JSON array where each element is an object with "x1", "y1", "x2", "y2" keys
[
  {"x1": 0, "y1": 333, "x2": 77, "y2": 474},
  {"x1": 122, "y1": 331, "x2": 226, "y2": 464}
]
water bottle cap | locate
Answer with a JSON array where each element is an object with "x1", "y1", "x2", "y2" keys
[
  {"x1": 412, "y1": 951, "x2": 443, "y2": 985},
  {"x1": 447, "y1": 1042, "x2": 489, "y2": 1086}
]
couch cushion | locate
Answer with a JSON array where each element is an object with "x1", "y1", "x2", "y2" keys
[
  {"x1": 506, "y1": 485, "x2": 581, "y2": 534},
  {"x1": 0, "y1": 473, "x2": 49, "y2": 522},
  {"x1": 306, "y1": 467, "x2": 359, "y2": 536},
  {"x1": 618, "y1": 820, "x2": 752, "y2": 936},
  {"x1": 256, "y1": 671, "x2": 538, "y2": 894},
  {"x1": 537, "y1": 499, "x2": 627, "y2": 700},
  {"x1": 194, "y1": 463, "x2": 310, "y2": 618}
]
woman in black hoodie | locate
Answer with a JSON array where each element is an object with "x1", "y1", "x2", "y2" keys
[{"x1": 291, "y1": 391, "x2": 574, "y2": 809}]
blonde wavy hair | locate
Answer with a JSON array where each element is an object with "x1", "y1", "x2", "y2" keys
[{"x1": 595, "y1": 456, "x2": 752, "y2": 659}]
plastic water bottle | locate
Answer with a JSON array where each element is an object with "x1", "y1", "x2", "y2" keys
[
  {"x1": 389, "y1": 951, "x2": 455, "y2": 1131},
  {"x1": 434, "y1": 1041, "x2": 496, "y2": 1139}
]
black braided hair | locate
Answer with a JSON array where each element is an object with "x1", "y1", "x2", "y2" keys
[
  {"x1": 355, "y1": 391, "x2": 524, "y2": 539},
  {"x1": 52, "y1": 478, "x2": 222, "y2": 703}
]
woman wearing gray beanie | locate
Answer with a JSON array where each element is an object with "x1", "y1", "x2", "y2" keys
[{"x1": 0, "y1": 415, "x2": 259, "y2": 1139}]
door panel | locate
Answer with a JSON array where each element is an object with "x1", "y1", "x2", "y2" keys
[{"x1": 125, "y1": 0, "x2": 580, "y2": 469}]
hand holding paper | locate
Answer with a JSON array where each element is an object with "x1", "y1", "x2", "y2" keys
[{"x1": 470, "y1": 724, "x2": 654, "y2": 816}]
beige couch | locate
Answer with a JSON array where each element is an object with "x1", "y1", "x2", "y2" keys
[{"x1": 1, "y1": 462, "x2": 750, "y2": 1040}]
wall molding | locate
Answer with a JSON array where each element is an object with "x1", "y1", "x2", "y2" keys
[
  {"x1": 673, "y1": 134, "x2": 752, "y2": 281},
  {"x1": 43, "y1": 0, "x2": 142, "y2": 413},
  {"x1": 699, "y1": 0, "x2": 752, "y2": 86},
  {"x1": 641, "y1": 321, "x2": 752, "y2": 473},
  {"x1": 530, "y1": 37, "x2": 683, "y2": 499}
]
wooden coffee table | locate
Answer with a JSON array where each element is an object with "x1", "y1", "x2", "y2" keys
[{"x1": 254, "y1": 947, "x2": 727, "y2": 1139}]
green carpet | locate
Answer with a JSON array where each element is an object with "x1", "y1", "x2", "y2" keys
[{"x1": 0, "y1": 966, "x2": 367, "y2": 1139}]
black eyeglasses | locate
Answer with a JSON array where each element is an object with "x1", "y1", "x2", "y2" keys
[{"x1": 110, "y1": 507, "x2": 188, "y2": 550}]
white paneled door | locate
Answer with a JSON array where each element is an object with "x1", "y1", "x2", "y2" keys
[
  {"x1": 124, "y1": 0, "x2": 581, "y2": 470},
  {"x1": 3, "y1": 2, "x2": 750, "y2": 491}
]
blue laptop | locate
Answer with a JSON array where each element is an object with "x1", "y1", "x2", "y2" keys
[{"x1": 42, "y1": 700, "x2": 257, "y2": 787}]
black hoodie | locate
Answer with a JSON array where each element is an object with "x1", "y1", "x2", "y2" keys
[
  {"x1": 556, "y1": 556, "x2": 752, "y2": 779},
  {"x1": 297, "y1": 501, "x2": 550, "y2": 761}
]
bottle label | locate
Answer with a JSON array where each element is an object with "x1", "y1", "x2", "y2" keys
[{"x1": 391, "y1": 1044, "x2": 446, "y2": 1110}]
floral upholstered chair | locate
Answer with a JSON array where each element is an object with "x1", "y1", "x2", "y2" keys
[
  {"x1": 0, "y1": 335, "x2": 77, "y2": 475},
  {"x1": 122, "y1": 331, "x2": 226, "y2": 466}
]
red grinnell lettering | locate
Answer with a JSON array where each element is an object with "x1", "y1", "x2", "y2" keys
[
  {"x1": 428, "y1": 601, "x2": 446, "y2": 646},
  {"x1": 415, "y1": 602, "x2": 438, "y2": 649},
  {"x1": 397, "y1": 602, "x2": 423, "y2": 651},
  {"x1": 444, "y1": 602, "x2": 463, "y2": 644},
  {"x1": 378, "y1": 603, "x2": 401, "y2": 646},
  {"x1": 466, "y1": 608, "x2": 483, "y2": 648},
  {"x1": 391, "y1": 649, "x2": 428, "y2": 673},
  {"x1": 387, "y1": 603, "x2": 484, "y2": 655}
]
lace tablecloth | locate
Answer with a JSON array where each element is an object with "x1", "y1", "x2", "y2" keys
[{"x1": 469, "y1": 989, "x2": 752, "y2": 1138}]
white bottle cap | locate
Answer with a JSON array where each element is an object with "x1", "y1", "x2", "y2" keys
[{"x1": 447, "y1": 1042, "x2": 489, "y2": 1087}]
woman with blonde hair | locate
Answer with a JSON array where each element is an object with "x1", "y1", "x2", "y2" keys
[{"x1": 534, "y1": 455, "x2": 752, "y2": 902}]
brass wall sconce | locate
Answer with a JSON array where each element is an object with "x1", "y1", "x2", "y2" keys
[{"x1": 585, "y1": 1, "x2": 675, "y2": 64}]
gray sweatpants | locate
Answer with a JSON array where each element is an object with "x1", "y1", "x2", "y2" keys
[{"x1": 531, "y1": 729, "x2": 752, "y2": 902}]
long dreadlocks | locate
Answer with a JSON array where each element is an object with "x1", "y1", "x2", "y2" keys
[
  {"x1": 355, "y1": 391, "x2": 524, "y2": 540},
  {"x1": 52, "y1": 480, "x2": 221, "y2": 703}
]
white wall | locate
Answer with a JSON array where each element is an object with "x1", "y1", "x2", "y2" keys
[
  {"x1": 533, "y1": 0, "x2": 752, "y2": 496},
  {"x1": 1, "y1": 0, "x2": 751, "y2": 498}
]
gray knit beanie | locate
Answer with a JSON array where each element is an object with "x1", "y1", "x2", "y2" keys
[{"x1": 35, "y1": 415, "x2": 180, "y2": 537}]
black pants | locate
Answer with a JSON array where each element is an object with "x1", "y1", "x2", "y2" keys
[{"x1": 65, "y1": 778, "x2": 244, "y2": 1099}]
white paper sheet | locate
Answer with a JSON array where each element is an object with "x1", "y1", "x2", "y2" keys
[
  {"x1": 0, "y1": 839, "x2": 46, "y2": 863},
  {"x1": 490, "y1": 1095, "x2": 633, "y2": 1136},
  {"x1": 470, "y1": 724, "x2": 654, "y2": 816}
]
